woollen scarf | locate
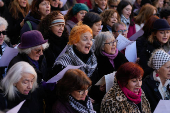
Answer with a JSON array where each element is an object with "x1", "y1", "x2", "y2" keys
[
  {"x1": 102, "y1": 48, "x2": 118, "y2": 68},
  {"x1": 118, "y1": 81, "x2": 142, "y2": 104}
]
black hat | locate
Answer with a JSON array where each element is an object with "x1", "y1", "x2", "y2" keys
[{"x1": 153, "y1": 19, "x2": 170, "y2": 31}]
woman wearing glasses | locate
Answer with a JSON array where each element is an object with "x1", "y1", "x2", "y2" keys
[
  {"x1": 8, "y1": 30, "x2": 49, "y2": 85},
  {"x1": 52, "y1": 69, "x2": 96, "y2": 113}
]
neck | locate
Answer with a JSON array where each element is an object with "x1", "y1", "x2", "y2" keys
[{"x1": 160, "y1": 76, "x2": 166, "y2": 86}]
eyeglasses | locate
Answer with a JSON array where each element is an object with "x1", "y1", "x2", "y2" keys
[
  {"x1": 164, "y1": 1, "x2": 169, "y2": 4},
  {"x1": 115, "y1": 29, "x2": 128, "y2": 35},
  {"x1": 0, "y1": 31, "x2": 7, "y2": 35},
  {"x1": 110, "y1": 5, "x2": 117, "y2": 8},
  {"x1": 77, "y1": 86, "x2": 92, "y2": 95},
  {"x1": 104, "y1": 40, "x2": 118, "y2": 46},
  {"x1": 33, "y1": 48, "x2": 44, "y2": 54}
]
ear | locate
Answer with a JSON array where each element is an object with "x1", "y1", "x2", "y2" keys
[
  {"x1": 94, "y1": 0, "x2": 98, "y2": 4},
  {"x1": 13, "y1": 83, "x2": 16, "y2": 87}
]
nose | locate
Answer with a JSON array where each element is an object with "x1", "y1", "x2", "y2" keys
[
  {"x1": 137, "y1": 81, "x2": 142, "y2": 87},
  {"x1": 28, "y1": 82, "x2": 33, "y2": 89},
  {"x1": 99, "y1": 25, "x2": 102, "y2": 30}
]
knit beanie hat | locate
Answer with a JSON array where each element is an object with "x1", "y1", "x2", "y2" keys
[
  {"x1": 72, "y1": 3, "x2": 89, "y2": 15},
  {"x1": 148, "y1": 49, "x2": 170, "y2": 70},
  {"x1": 50, "y1": 13, "x2": 65, "y2": 27}
]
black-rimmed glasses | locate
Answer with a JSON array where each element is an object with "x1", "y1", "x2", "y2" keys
[{"x1": 0, "y1": 31, "x2": 7, "y2": 35}]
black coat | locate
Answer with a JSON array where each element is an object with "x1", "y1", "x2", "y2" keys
[
  {"x1": 138, "y1": 40, "x2": 162, "y2": 79},
  {"x1": 8, "y1": 53, "x2": 49, "y2": 84},
  {"x1": 96, "y1": 51, "x2": 128, "y2": 79},
  {"x1": 90, "y1": 5, "x2": 103, "y2": 14},
  {"x1": 102, "y1": 25, "x2": 109, "y2": 32},
  {"x1": 142, "y1": 73, "x2": 167, "y2": 112}
]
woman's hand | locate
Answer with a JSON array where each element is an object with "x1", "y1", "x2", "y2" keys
[
  {"x1": 20, "y1": 19, "x2": 24, "y2": 27},
  {"x1": 58, "y1": 1, "x2": 63, "y2": 8},
  {"x1": 0, "y1": 1, "x2": 4, "y2": 7}
]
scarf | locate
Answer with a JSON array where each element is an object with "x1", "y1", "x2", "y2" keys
[
  {"x1": 153, "y1": 71, "x2": 170, "y2": 100},
  {"x1": 0, "y1": 42, "x2": 7, "y2": 59},
  {"x1": 27, "y1": 56, "x2": 39, "y2": 69},
  {"x1": 54, "y1": 45, "x2": 97, "y2": 77},
  {"x1": 118, "y1": 81, "x2": 142, "y2": 104},
  {"x1": 70, "y1": 16, "x2": 78, "y2": 24},
  {"x1": 121, "y1": 14, "x2": 130, "y2": 29},
  {"x1": 106, "y1": 25, "x2": 112, "y2": 32},
  {"x1": 68, "y1": 95, "x2": 96, "y2": 113},
  {"x1": 102, "y1": 49, "x2": 118, "y2": 68}
]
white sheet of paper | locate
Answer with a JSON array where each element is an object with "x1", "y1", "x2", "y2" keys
[
  {"x1": 47, "y1": 65, "x2": 81, "y2": 83},
  {"x1": 0, "y1": 47, "x2": 18, "y2": 67},
  {"x1": 61, "y1": 10, "x2": 68, "y2": 15},
  {"x1": 7, "y1": 100, "x2": 25, "y2": 113},
  {"x1": 105, "y1": 72, "x2": 116, "y2": 92},
  {"x1": 116, "y1": 34, "x2": 133, "y2": 51},
  {"x1": 154, "y1": 100, "x2": 170, "y2": 113},
  {"x1": 95, "y1": 76, "x2": 105, "y2": 86},
  {"x1": 129, "y1": 29, "x2": 144, "y2": 41},
  {"x1": 125, "y1": 41, "x2": 137, "y2": 62}
]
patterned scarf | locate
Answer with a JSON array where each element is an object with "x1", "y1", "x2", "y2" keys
[
  {"x1": 54, "y1": 45, "x2": 97, "y2": 77},
  {"x1": 68, "y1": 95, "x2": 96, "y2": 113},
  {"x1": 0, "y1": 42, "x2": 7, "y2": 59},
  {"x1": 121, "y1": 14, "x2": 130, "y2": 29}
]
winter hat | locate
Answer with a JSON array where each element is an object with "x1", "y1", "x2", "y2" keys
[
  {"x1": 153, "y1": 19, "x2": 170, "y2": 31},
  {"x1": 18, "y1": 30, "x2": 48, "y2": 49},
  {"x1": 50, "y1": 13, "x2": 65, "y2": 27},
  {"x1": 148, "y1": 49, "x2": 170, "y2": 70},
  {"x1": 72, "y1": 3, "x2": 89, "y2": 15}
]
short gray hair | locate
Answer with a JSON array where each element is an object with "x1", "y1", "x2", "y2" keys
[
  {"x1": 18, "y1": 42, "x2": 49, "y2": 54},
  {"x1": 112, "y1": 22, "x2": 126, "y2": 32},
  {"x1": 0, "y1": 17, "x2": 10, "y2": 42},
  {"x1": 1, "y1": 61, "x2": 38, "y2": 100},
  {"x1": 95, "y1": 31, "x2": 115, "y2": 56}
]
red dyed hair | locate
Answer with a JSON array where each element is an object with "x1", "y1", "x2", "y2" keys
[{"x1": 116, "y1": 62, "x2": 144, "y2": 87}]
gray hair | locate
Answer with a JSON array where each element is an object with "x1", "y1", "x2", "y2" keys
[
  {"x1": 95, "y1": 31, "x2": 115, "y2": 56},
  {"x1": 18, "y1": 42, "x2": 49, "y2": 54},
  {"x1": 112, "y1": 22, "x2": 126, "y2": 32},
  {"x1": 0, "y1": 17, "x2": 10, "y2": 42},
  {"x1": 1, "y1": 61, "x2": 38, "y2": 100}
]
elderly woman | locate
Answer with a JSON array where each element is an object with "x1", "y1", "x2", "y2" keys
[
  {"x1": 108, "y1": 0, "x2": 120, "y2": 10},
  {"x1": 90, "y1": 0, "x2": 107, "y2": 14},
  {"x1": 82, "y1": 12, "x2": 102, "y2": 38},
  {"x1": 65, "y1": 3, "x2": 89, "y2": 34},
  {"x1": 117, "y1": 0, "x2": 136, "y2": 38},
  {"x1": 20, "y1": 0, "x2": 51, "y2": 35},
  {"x1": 38, "y1": 11, "x2": 68, "y2": 72},
  {"x1": 100, "y1": 9, "x2": 120, "y2": 32},
  {"x1": 101, "y1": 62, "x2": 151, "y2": 113},
  {"x1": 142, "y1": 49, "x2": 170, "y2": 112},
  {"x1": 52, "y1": 69, "x2": 96, "y2": 113},
  {"x1": 95, "y1": 32, "x2": 128, "y2": 79},
  {"x1": 0, "y1": 17, "x2": 12, "y2": 80},
  {"x1": 139, "y1": 19, "x2": 170, "y2": 78},
  {"x1": 8, "y1": 30, "x2": 49, "y2": 84}
]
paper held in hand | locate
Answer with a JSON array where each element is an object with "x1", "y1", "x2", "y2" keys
[{"x1": 154, "y1": 100, "x2": 170, "y2": 113}]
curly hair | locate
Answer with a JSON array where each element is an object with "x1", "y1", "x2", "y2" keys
[
  {"x1": 64, "y1": 7, "x2": 74, "y2": 22},
  {"x1": 68, "y1": 23, "x2": 92, "y2": 45},
  {"x1": 100, "y1": 9, "x2": 120, "y2": 25},
  {"x1": 9, "y1": 0, "x2": 30, "y2": 19}
]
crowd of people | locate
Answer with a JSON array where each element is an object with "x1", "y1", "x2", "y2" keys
[{"x1": 0, "y1": 0, "x2": 170, "y2": 112}]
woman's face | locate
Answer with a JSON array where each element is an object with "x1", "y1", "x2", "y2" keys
[
  {"x1": 156, "y1": 30, "x2": 170, "y2": 44},
  {"x1": 106, "y1": 12, "x2": 118, "y2": 27},
  {"x1": 136, "y1": 0, "x2": 142, "y2": 5},
  {"x1": 51, "y1": 24, "x2": 65, "y2": 37},
  {"x1": 158, "y1": 0, "x2": 164, "y2": 8},
  {"x1": 103, "y1": 36, "x2": 117, "y2": 54},
  {"x1": 15, "y1": 73, "x2": 35, "y2": 95},
  {"x1": 122, "y1": 5, "x2": 132, "y2": 19},
  {"x1": 38, "y1": 0, "x2": 51, "y2": 19},
  {"x1": 50, "y1": 0, "x2": 59, "y2": 7},
  {"x1": 75, "y1": 10, "x2": 87, "y2": 22},
  {"x1": 91, "y1": 21, "x2": 102, "y2": 37},
  {"x1": 18, "y1": 0, "x2": 27, "y2": 8},
  {"x1": 0, "y1": 25, "x2": 6, "y2": 45},
  {"x1": 28, "y1": 45, "x2": 43, "y2": 61},
  {"x1": 109, "y1": 2, "x2": 118, "y2": 10},
  {"x1": 158, "y1": 61, "x2": 170, "y2": 82},
  {"x1": 74, "y1": 31, "x2": 93, "y2": 54},
  {"x1": 126, "y1": 77, "x2": 142, "y2": 95},
  {"x1": 95, "y1": 0, "x2": 107, "y2": 10}
]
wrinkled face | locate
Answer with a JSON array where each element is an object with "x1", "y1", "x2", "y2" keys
[
  {"x1": 95, "y1": 0, "x2": 107, "y2": 10},
  {"x1": 158, "y1": 61, "x2": 170, "y2": 82},
  {"x1": 75, "y1": 10, "x2": 87, "y2": 22},
  {"x1": 103, "y1": 36, "x2": 117, "y2": 54},
  {"x1": 106, "y1": 12, "x2": 118, "y2": 27},
  {"x1": 0, "y1": 25, "x2": 6, "y2": 45},
  {"x1": 126, "y1": 77, "x2": 142, "y2": 95},
  {"x1": 15, "y1": 73, "x2": 35, "y2": 95},
  {"x1": 91, "y1": 21, "x2": 102, "y2": 37},
  {"x1": 39, "y1": 0, "x2": 51, "y2": 19},
  {"x1": 136, "y1": 0, "x2": 142, "y2": 5},
  {"x1": 50, "y1": 0, "x2": 59, "y2": 7},
  {"x1": 113, "y1": 24, "x2": 127, "y2": 38},
  {"x1": 156, "y1": 30, "x2": 170, "y2": 44},
  {"x1": 122, "y1": 5, "x2": 132, "y2": 19},
  {"x1": 158, "y1": 0, "x2": 164, "y2": 8},
  {"x1": 28, "y1": 46, "x2": 43, "y2": 61},
  {"x1": 51, "y1": 24, "x2": 65, "y2": 37},
  {"x1": 18, "y1": 0, "x2": 27, "y2": 8},
  {"x1": 109, "y1": 2, "x2": 118, "y2": 10},
  {"x1": 74, "y1": 32, "x2": 93, "y2": 54}
]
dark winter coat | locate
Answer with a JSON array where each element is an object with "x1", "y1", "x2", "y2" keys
[
  {"x1": 90, "y1": 5, "x2": 104, "y2": 14},
  {"x1": 8, "y1": 53, "x2": 49, "y2": 84}
]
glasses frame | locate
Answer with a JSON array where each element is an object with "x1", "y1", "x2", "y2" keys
[
  {"x1": 104, "y1": 40, "x2": 118, "y2": 46},
  {"x1": 77, "y1": 86, "x2": 92, "y2": 95},
  {"x1": 0, "y1": 31, "x2": 7, "y2": 35}
]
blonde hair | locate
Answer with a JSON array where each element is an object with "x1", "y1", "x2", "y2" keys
[
  {"x1": 68, "y1": 22, "x2": 92, "y2": 45},
  {"x1": 1, "y1": 62, "x2": 38, "y2": 100}
]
